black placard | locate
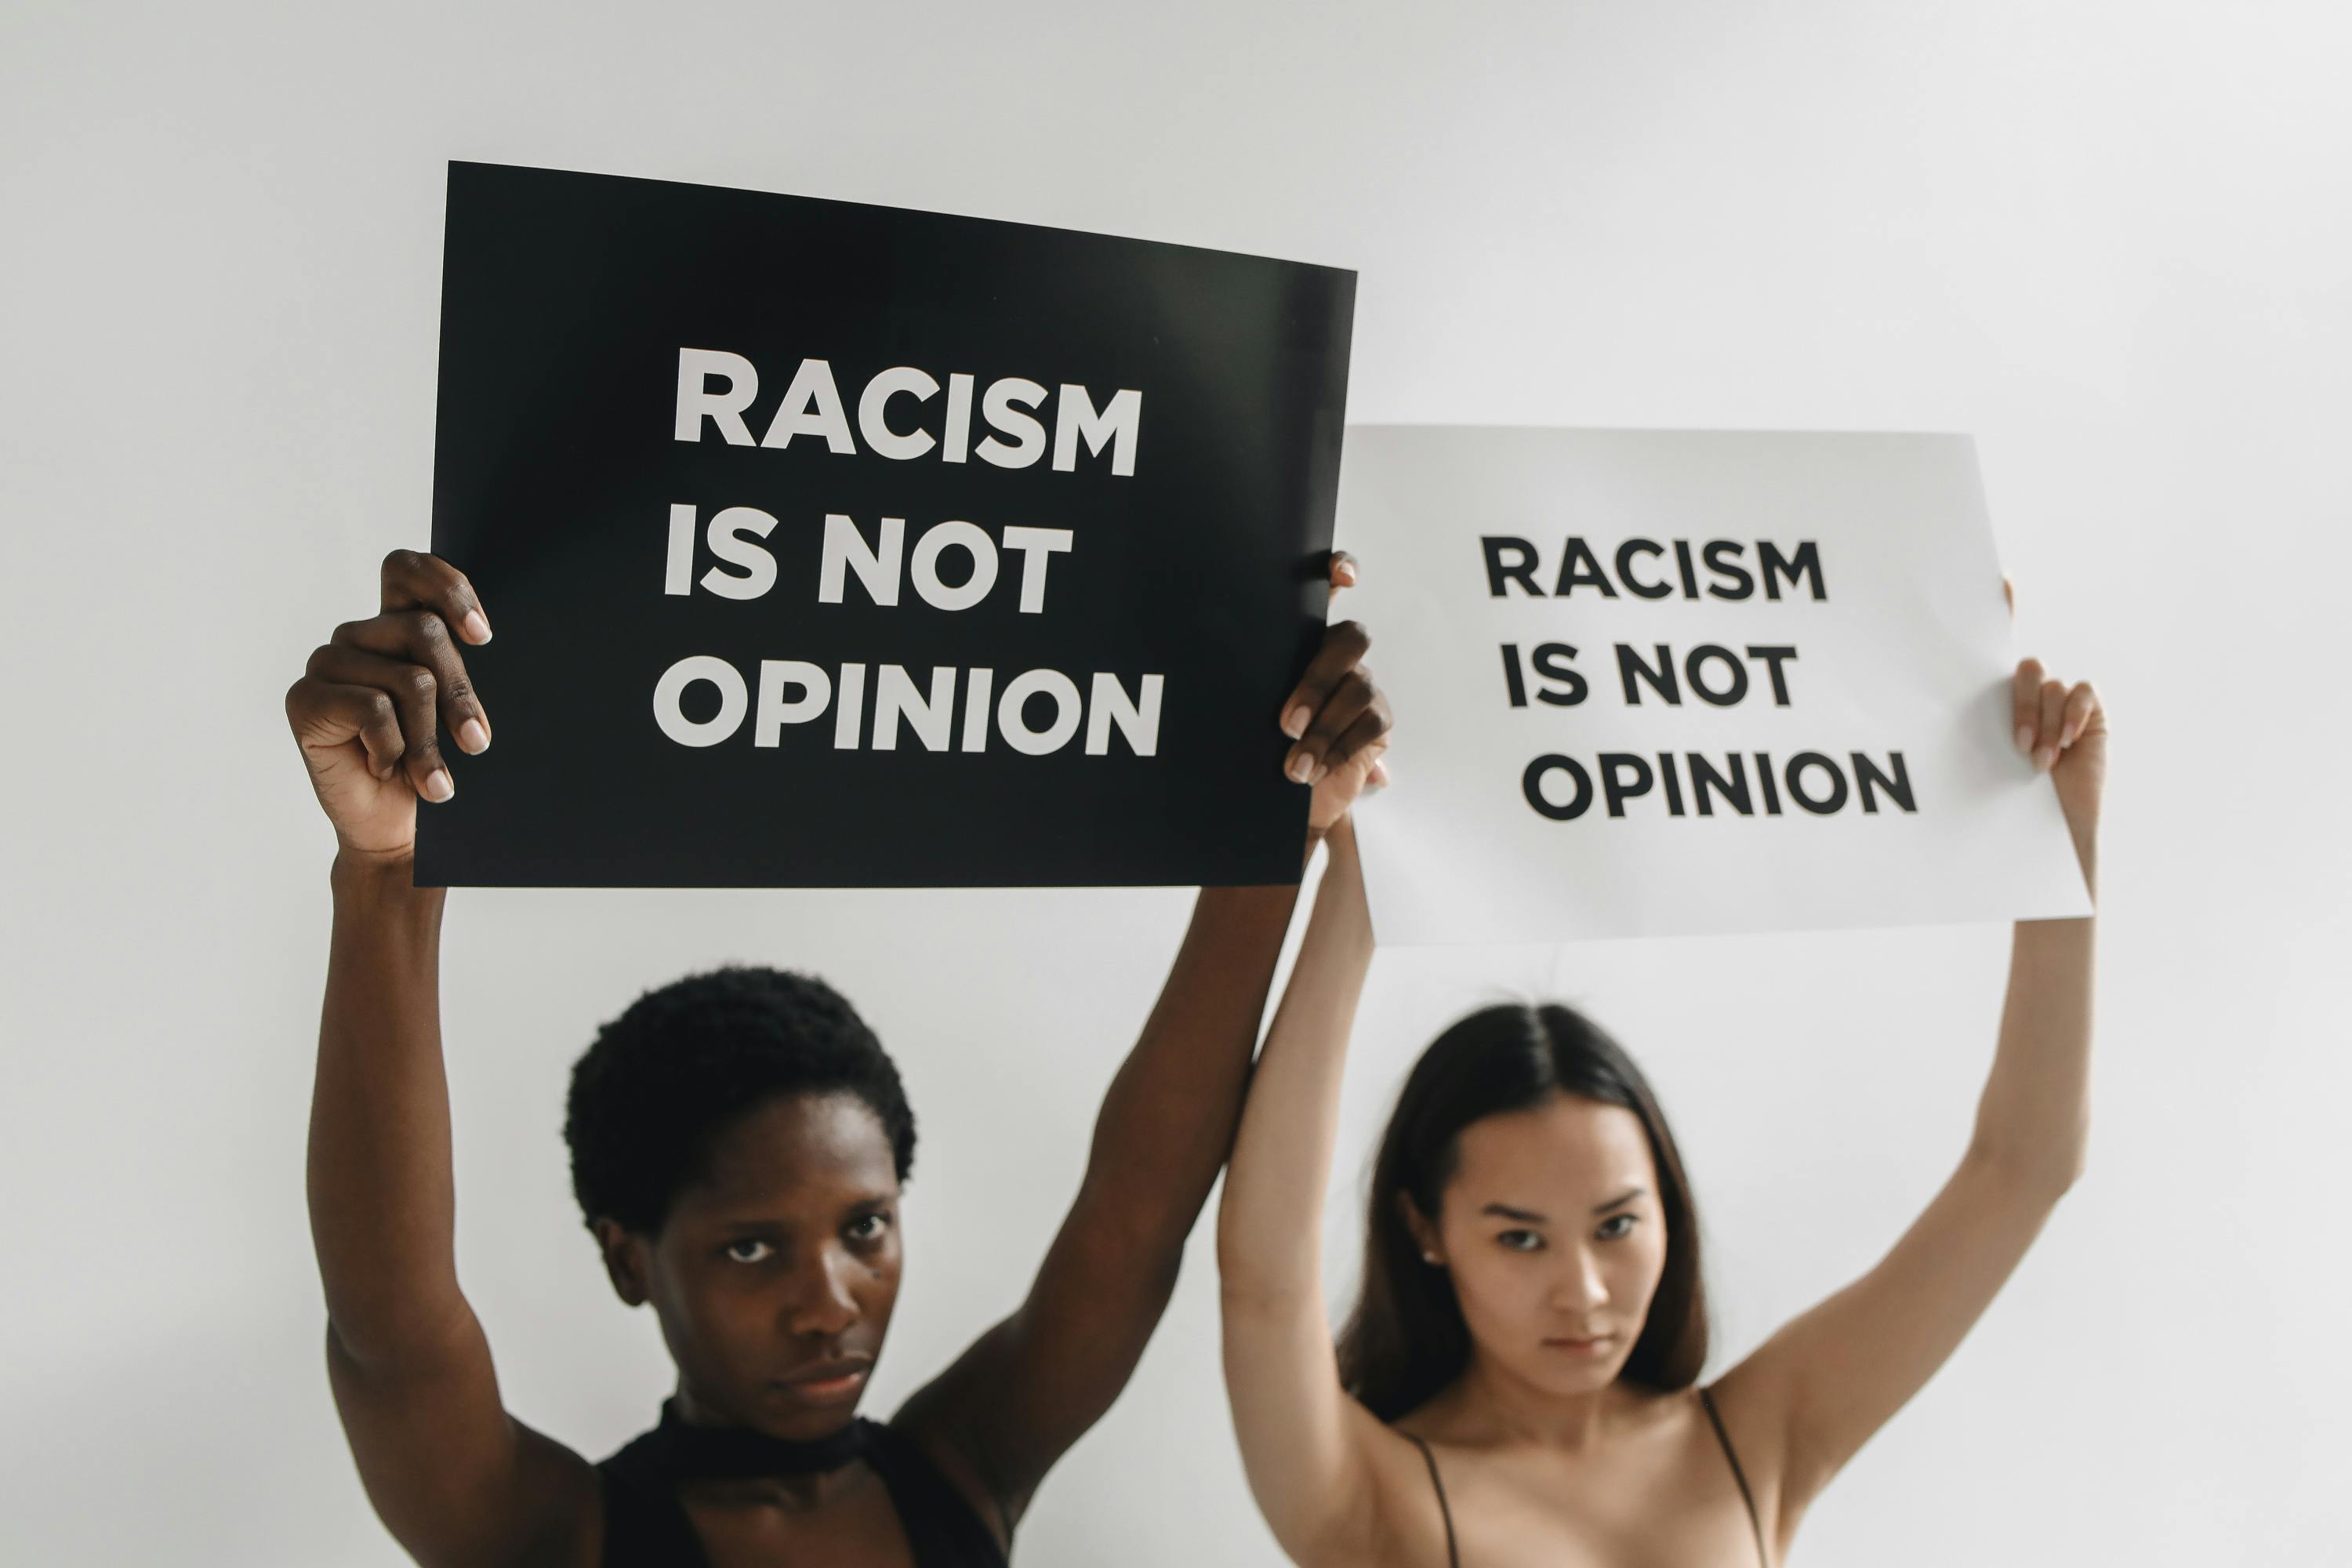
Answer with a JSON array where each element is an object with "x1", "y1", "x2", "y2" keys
[{"x1": 417, "y1": 162, "x2": 1354, "y2": 887}]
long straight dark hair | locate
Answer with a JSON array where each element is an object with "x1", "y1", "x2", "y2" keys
[{"x1": 1336, "y1": 1002, "x2": 1708, "y2": 1422}]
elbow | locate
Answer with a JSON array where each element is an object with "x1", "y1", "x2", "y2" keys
[
  {"x1": 1214, "y1": 1186, "x2": 1322, "y2": 1316},
  {"x1": 1211, "y1": 1236, "x2": 1268, "y2": 1308},
  {"x1": 325, "y1": 1314, "x2": 416, "y2": 1383},
  {"x1": 323, "y1": 1294, "x2": 478, "y2": 1377},
  {"x1": 1965, "y1": 1133, "x2": 2087, "y2": 1207},
  {"x1": 2036, "y1": 1149, "x2": 2088, "y2": 1204},
  {"x1": 2059, "y1": 1135, "x2": 2089, "y2": 1193},
  {"x1": 1214, "y1": 1231, "x2": 1314, "y2": 1319},
  {"x1": 1213, "y1": 1240, "x2": 1304, "y2": 1317},
  {"x1": 1217, "y1": 1276, "x2": 1313, "y2": 1322}
]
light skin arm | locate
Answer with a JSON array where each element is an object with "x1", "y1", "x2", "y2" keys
[
  {"x1": 1715, "y1": 652, "x2": 2107, "y2": 1543},
  {"x1": 1214, "y1": 822, "x2": 1411, "y2": 1567},
  {"x1": 291, "y1": 552, "x2": 599, "y2": 1568},
  {"x1": 896, "y1": 557, "x2": 1396, "y2": 1530}
]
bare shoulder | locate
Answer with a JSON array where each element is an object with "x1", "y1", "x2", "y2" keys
[
  {"x1": 1698, "y1": 1365, "x2": 1799, "y2": 1552},
  {"x1": 324, "y1": 1323, "x2": 605, "y2": 1568},
  {"x1": 1359, "y1": 1408, "x2": 1489, "y2": 1568},
  {"x1": 513, "y1": 1418, "x2": 608, "y2": 1568},
  {"x1": 887, "y1": 1354, "x2": 1018, "y2": 1552}
]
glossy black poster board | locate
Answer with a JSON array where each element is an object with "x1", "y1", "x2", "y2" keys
[{"x1": 417, "y1": 162, "x2": 1354, "y2": 887}]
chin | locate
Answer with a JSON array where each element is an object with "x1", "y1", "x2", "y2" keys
[
  {"x1": 1508, "y1": 1347, "x2": 1629, "y2": 1399},
  {"x1": 757, "y1": 1378, "x2": 873, "y2": 1431},
  {"x1": 1537, "y1": 1364, "x2": 1620, "y2": 1399}
]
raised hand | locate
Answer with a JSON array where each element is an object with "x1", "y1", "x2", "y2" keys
[
  {"x1": 1279, "y1": 551, "x2": 1392, "y2": 835},
  {"x1": 284, "y1": 550, "x2": 494, "y2": 859},
  {"x1": 2013, "y1": 655, "x2": 2106, "y2": 855}
]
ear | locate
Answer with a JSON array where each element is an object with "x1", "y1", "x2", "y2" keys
[
  {"x1": 593, "y1": 1218, "x2": 652, "y2": 1307},
  {"x1": 1396, "y1": 1191, "x2": 1446, "y2": 1268}
]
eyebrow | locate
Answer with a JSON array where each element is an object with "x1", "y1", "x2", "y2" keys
[
  {"x1": 706, "y1": 1218, "x2": 789, "y2": 1236},
  {"x1": 1476, "y1": 1189, "x2": 1647, "y2": 1225},
  {"x1": 698, "y1": 1189, "x2": 895, "y2": 1219}
]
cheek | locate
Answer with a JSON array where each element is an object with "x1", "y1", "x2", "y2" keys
[
  {"x1": 1449, "y1": 1248, "x2": 1545, "y2": 1337},
  {"x1": 667, "y1": 1266, "x2": 773, "y2": 1346},
  {"x1": 1610, "y1": 1230, "x2": 1668, "y2": 1308},
  {"x1": 648, "y1": 1265, "x2": 757, "y2": 1382},
  {"x1": 857, "y1": 1242, "x2": 904, "y2": 1314}
]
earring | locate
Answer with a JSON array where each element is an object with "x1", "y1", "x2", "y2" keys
[{"x1": 1421, "y1": 1250, "x2": 1442, "y2": 1265}]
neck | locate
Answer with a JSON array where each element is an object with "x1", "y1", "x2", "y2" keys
[{"x1": 648, "y1": 1388, "x2": 871, "y2": 1506}]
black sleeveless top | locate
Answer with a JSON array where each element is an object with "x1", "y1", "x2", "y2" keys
[
  {"x1": 597, "y1": 1416, "x2": 1009, "y2": 1567},
  {"x1": 1404, "y1": 1385, "x2": 1769, "y2": 1567}
]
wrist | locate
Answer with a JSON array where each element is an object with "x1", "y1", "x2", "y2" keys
[
  {"x1": 329, "y1": 847, "x2": 436, "y2": 909},
  {"x1": 1303, "y1": 811, "x2": 1357, "y2": 869}
]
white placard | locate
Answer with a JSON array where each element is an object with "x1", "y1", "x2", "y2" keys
[{"x1": 1337, "y1": 426, "x2": 2092, "y2": 944}]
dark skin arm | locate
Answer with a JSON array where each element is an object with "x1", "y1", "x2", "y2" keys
[
  {"x1": 292, "y1": 550, "x2": 1389, "y2": 1564},
  {"x1": 290, "y1": 551, "x2": 599, "y2": 1568},
  {"x1": 893, "y1": 553, "x2": 1392, "y2": 1535}
]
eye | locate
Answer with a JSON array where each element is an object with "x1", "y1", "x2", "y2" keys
[
  {"x1": 845, "y1": 1211, "x2": 893, "y2": 1245},
  {"x1": 724, "y1": 1239, "x2": 777, "y2": 1264},
  {"x1": 1596, "y1": 1214, "x2": 1637, "y2": 1241},
  {"x1": 1496, "y1": 1229, "x2": 1545, "y2": 1253}
]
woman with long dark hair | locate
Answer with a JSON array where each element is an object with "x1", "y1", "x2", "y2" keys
[{"x1": 1218, "y1": 648, "x2": 2104, "y2": 1566}]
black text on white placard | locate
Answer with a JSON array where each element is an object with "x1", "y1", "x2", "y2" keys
[{"x1": 1337, "y1": 427, "x2": 2091, "y2": 943}]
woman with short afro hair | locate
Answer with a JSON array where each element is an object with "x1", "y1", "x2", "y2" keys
[
  {"x1": 561, "y1": 965, "x2": 920, "y2": 1243},
  {"x1": 287, "y1": 546, "x2": 1388, "y2": 1567}
]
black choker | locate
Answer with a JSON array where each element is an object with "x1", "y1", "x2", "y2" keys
[{"x1": 639, "y1": 1397, "x2": 873, "y2": 1481}]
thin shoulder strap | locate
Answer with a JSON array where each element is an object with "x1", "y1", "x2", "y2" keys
[
  {"x1": 1698, "y1": 1385, "x2": 1769, "y2": 1568},
  {"x1": 1404, "y1": 1433, "x2": 1461, "y2": 1568}
]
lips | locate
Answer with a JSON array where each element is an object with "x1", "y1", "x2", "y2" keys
[
  {"x1": 1543, "y1": 1334, "x2": 1617, "y2": 1356},
  {"x1": 771, "y1": 1355, "x2": 874, "y2": 1403}
]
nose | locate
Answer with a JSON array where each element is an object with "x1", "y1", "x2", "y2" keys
[
  {"x1": 782, "y1": 1244, "x2": 861, "y2": 1338},
  {"x1": 1548, "y1": 1244, "x2": 1609, "y2": 1316}
]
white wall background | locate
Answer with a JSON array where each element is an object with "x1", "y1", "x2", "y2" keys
[{"x1": 5, "y1": 2, "x2": 2347, "y2": 1562}]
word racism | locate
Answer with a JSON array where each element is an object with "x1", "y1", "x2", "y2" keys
[
  {"x1": 655, "y1": 349, "x2": 1160, "y2": 757},
  {"x1": 1481, "y1": 532, "x2": 1918, "y2": 824}
]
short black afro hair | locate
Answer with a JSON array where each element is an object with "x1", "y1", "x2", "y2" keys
[{"x1": 564, "y1": 965, "x2": 916, "y2": 1236}]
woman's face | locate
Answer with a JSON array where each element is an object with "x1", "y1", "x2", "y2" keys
[
  {"x1": 1417, "y1": 1092, "x2": 1668, "y2": 1399},
  {"x1": 606, "y1": 1091, "x2": 904, "y2": 1439}
]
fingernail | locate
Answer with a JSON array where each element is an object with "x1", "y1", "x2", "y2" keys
[
  {"x1": 1335, "y1": 562, "x2": 1359, "y2": 586},
  {"x1": 2033, "y1": 746, "x2": 2055, "y2": 773},
  {"x1": 2015, "y1": 726, "x2": 2034, "y2": 757},
  {"x1": 425, "y1": 768, "x2": 455, "y2": 801},
  {"x1": 1287, "y1": 753, "x2": 1314, "y2": 784},
  {"x1": 1283, "y1": 705, "x2": 1311, "y2": 739},
  {"x1": 458, "y1": 718, "x2": 490, "y2": 753},
  {"x1": 463, "y1": 610, "x2": 492, "y2": 644},
  {"x1": 1308, "y1": 760, "x2": 1330, "y2": 786}
]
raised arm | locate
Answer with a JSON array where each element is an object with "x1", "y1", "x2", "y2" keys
[
  {"x1": 1214, "y1": 820, "x2": 1409, "y2": 1566},
  {"x1": 290, "y1": 551, "x2": 597, "y2": 1568},
  {"x1": 1717, "y1": 655, "x2": 2107, "y2": 1543},
  {"x1": 898, "y1": 559, "x2": 1393, "y2": 1528}
]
